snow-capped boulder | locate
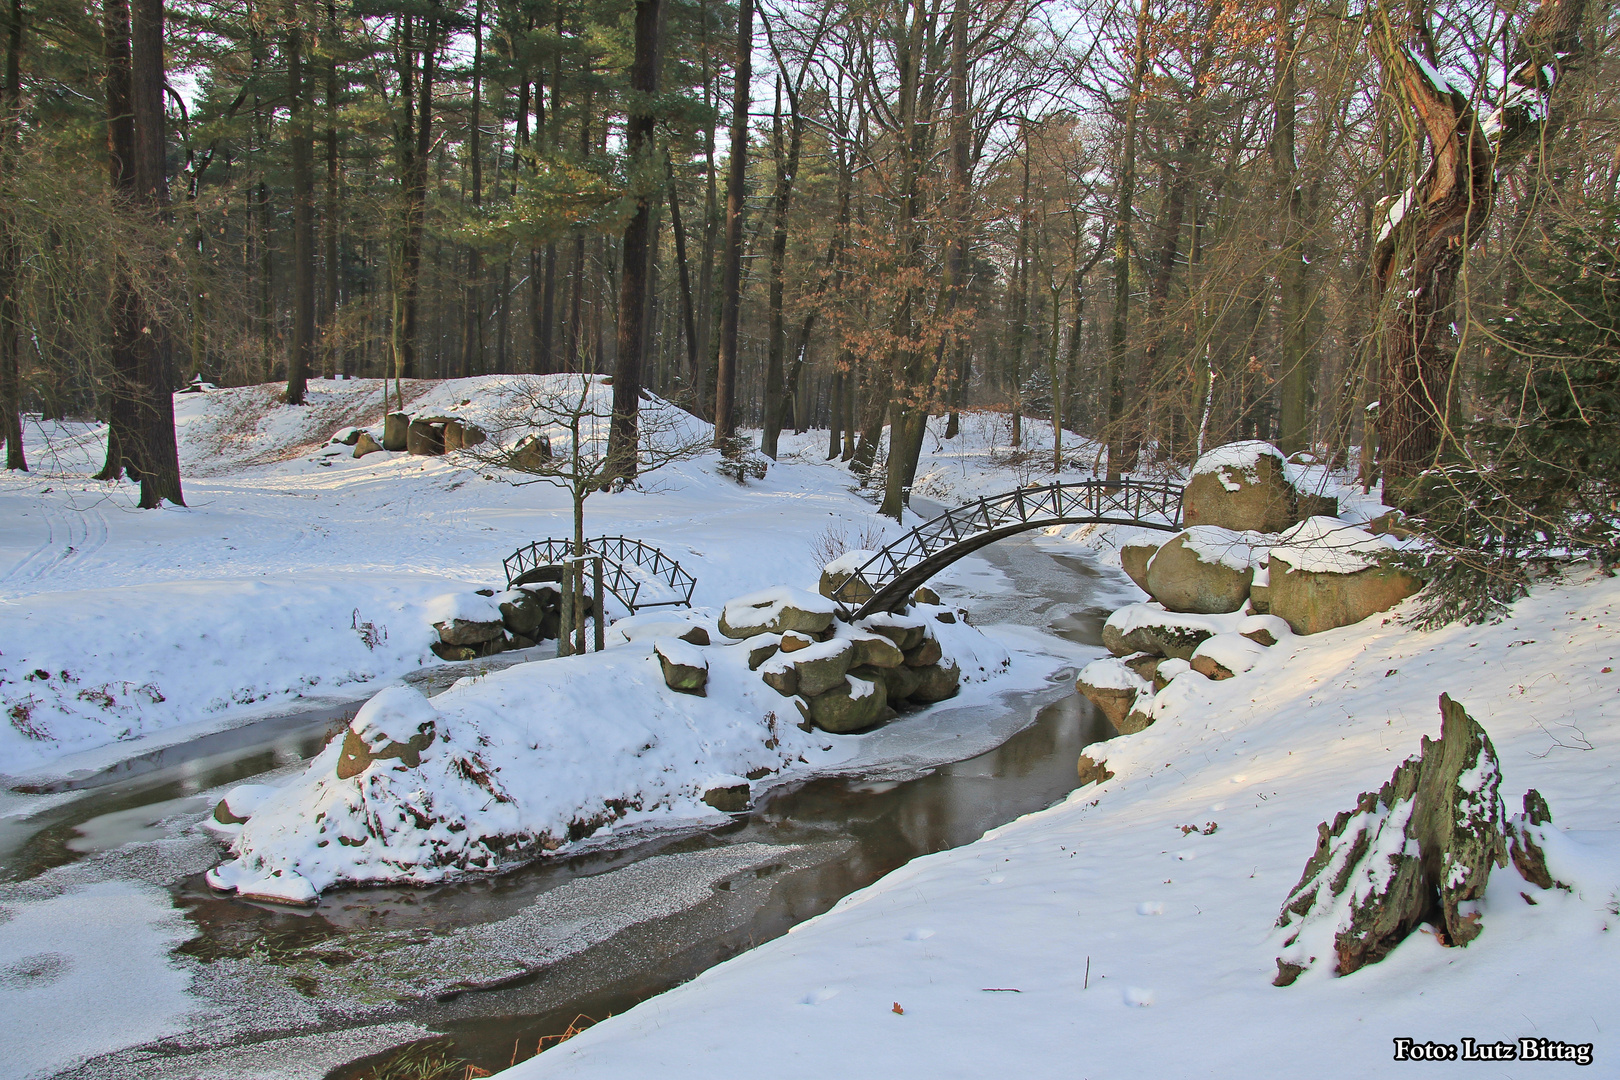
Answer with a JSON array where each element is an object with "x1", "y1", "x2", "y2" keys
[
  {"x1": 335, "y1": 685, "x2": 439, "y2": 780},
  {"x1": 765, "y1": 637, "x2": 854, "y2": 697},
  {"x1": 1190, "y1": 633, "x2": 1267, "y2": 680},
  {"x1": 719, "y1": 587, "x2": 837, "y2": 639},
  {"x1": 1102, "y1": 603, "x2": 1243, "y2": 661},
  {"x1": 1266, "y1": 517, "x2": 1421, "y2": 635},
  {"x1": 210, "y1": 783, "x2": 278, "y2": 827},
  {"x1": 849, "y1": 633, "x2": 904, "y2": 669},
  {"x1": 1144, "y1": 526, "x2": 1269, "y2": 614},
  {"x1": 383, "y1": 411, "x2": 409, "y2": 451},
  {"x1": 1181, "y1": 441, "x2": 1300, "y2": 534},
  {"x1": 353, "y1": 431, "x2": 384, "y2": 458},
  {"x1": 818, "y1": 550, "x2": 879, "y2": 607},
  {"x1": 1076, "y1": 657, "x2": 1149, "y2": 728},
  {"x1": 860, "y1": 612, "x2": 927, "y2": 652},
  {"x1": 655, "y1": 638, "x2": 709, "y2": 696},
  {"x1": 1237, "y1": 613, "x2": 1291, "y2": 648}
]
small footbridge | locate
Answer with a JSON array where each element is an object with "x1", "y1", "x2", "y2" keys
[
  {"x1": 504, "y1": 536, "x2": 697, "y2": 614},
  {"x1": 831, "y1": 478, "x2": 1185, "y2": 619}
]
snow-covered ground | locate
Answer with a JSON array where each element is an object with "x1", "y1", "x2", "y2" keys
[
  {"x1": 5, "y1": 385, "x2": 1617, "y2": 1078},
  {"x1": 509, "y1": 567, "x2": 1620, "y2": 1078},
  {"x1": 0, "y1": 377, "x2": 928, "y2": 776}
]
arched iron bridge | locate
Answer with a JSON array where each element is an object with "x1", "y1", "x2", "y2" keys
[{"x1": 830, "y1": 479, "x2": 1184, "y2": 620}]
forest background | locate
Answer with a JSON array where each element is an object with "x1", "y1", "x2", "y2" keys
[{"x1": 0, "y1": 0, "x2": 1613, "y2": 593}]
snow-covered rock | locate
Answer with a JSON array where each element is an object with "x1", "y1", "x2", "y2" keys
[
  {"x1": 1144, "y1": 526, "x2": 1270, "y2": 614},
  {"x1": 1268, "y1": 518, "x2": 1422, "y2": 635},
  {"x1": 719, "y1": 587, "x2": 837, "y2": 639},
  {"x1": 1182, "y1": 440, "x2": 1300, "y2": 534}
]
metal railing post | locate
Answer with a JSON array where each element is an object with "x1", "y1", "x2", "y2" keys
[{"x1": 593, "y1": 557, "x2": 606, "y2": 652}]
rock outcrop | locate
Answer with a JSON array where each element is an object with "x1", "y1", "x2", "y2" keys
[
  {"x1": 720, "y1": 587, "x2": 837, "y2": 639},
  {"x1": 1273, "y1": 695, "x2": 1519, "y2": 985}
]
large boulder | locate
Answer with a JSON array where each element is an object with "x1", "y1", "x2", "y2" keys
[
  {"x1": 807, "y1": 675, "x2": 891, "y2": 733},
  {"x1": 1190, "y1": 633, "x2": 1268, "y2": 680},
  {"x1": 777, "y1": 638, "x2": 855, "y2": 697},
  {"x1": 1076, "y1": 657, "x2": 1149, "y2": 729},
  {"x1": 1143, "y1": 526, "x2": 1267, "y2": 614},
  {"x1": 849, "y1": 633, "x2": 904, "y2": 669},
  {"x1": 1119, "y1": 540, "x2": 1160, "y2": 593},
  {"x1": 1266, "y1": 517, "x2": 1421, "y2": 635},
  {"x1": 436, "y1": 618, "x2": 505, "y2": 647},
  {"x1": 719, "y1": 587, "x2": 837, "y2": 639},
  {"x1": 406, "y1": 419, "x2": 445, "y2": 456},
  {"x1": 818, "y1": 550, "x2": 879, "y2": 608},
  {"x1": 383, "y1": 412, "x2": 410, "y2": 451},
  {"x1": 1181, "y1": 441, "x2": 1299, "y2": 534},
  {"x1": 512, "y1": 433, "x2": 552, "y2": 470},
  {"x1": 908, "y1": 660, "x2": 960, "y2": 704},
  {"x1": 498, "y1": 588, "x2": 546, "y2": 638},
  {"x1": 859, "y1": 612, "x2": 927, "y2": 652},
  {"x1": 335, "y1": 686, "x2": 438, "y2": 780},
  {"x1": 352, "y1": 432, "x2": 384, "y2": 458}
]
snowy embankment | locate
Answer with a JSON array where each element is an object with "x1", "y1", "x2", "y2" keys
[
  {"x1": 203, "y1": 599, "x2": 1019, "y2": 903},
  {"x1": 0, "y1": 376, "x2": 925, "y2": 776},
  {"x1": 507, "y1": 570, "x2": 1620, "y2": 1078}
]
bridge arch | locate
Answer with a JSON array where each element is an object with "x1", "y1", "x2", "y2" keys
[{"x1": 831, "y1": 479, "x2": 1184, "y2": 620}]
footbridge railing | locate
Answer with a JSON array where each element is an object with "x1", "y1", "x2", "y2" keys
[
  {"x1": 504, "y1": 536, "x2": 697, "y2": 614},
  {"x1": 831, "y1": 478, "x2": 1184, "y2": 619}
]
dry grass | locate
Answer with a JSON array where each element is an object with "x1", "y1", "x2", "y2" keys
[{"x1": 809, "y1": 522, "x2": 889, "y2": 570}]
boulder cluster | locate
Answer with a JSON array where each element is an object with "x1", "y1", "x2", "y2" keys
[
  {"x1": 335, "y1": 409, "x2": 487, "y2": 459},
  {"x1": 1078, "y1": 440, "x2": 1421, "y2": 752},
  {"x1": 430, "y1": 584, "x2": 592, "y2": 661},
  {"x1": 650, "y1": 585, "x2": 963, "y2": 734}
]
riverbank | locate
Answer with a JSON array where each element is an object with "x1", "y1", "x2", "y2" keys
[{"x1": 509, "y1": 566, "x2": 1620, "y2": 1079}]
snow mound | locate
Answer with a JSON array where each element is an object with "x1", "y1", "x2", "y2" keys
[{"x1": 208, "y1": 643, "x2": 824, "y2": 896}]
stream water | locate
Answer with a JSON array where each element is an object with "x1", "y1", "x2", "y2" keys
[{"x1": 3, "y1": 527, "x2": 1125, "y2": 1080}]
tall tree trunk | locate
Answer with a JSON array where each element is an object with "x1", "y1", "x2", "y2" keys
[
  {"x1": 666, "y1": 154, "x2": 699, "y2": 379},
  {"x1": 285, "y1": 0, "x2": 314, "y2": 406},
  {"x1": 610, "y1": 0, "x2": 661, "y2": 477},
  {"x1": 324, "y1": 0, "x2": 340, "y2": 375},
  {"x1": 712, "y1": 0, "x2": 751, "y2": 448},
  {"x1": 0, "y1": 0, "x2": 23, "y2": 470},
  {"x1": 761, "y1": 78, "x2": 804, "y2": 459},
  {"x1": 1368, "y1": 0, "x2": 1585, "y2": 491},
  {"x1": 129, "y1": 0, "x2": 182, "y2": 506},
  {"x1": 1274, "y1": 0, "x2": 1312, "y2": 455},
  {"x1": 1107, "y1": 0, "x2": 1150, "y2": 479},
  {"x1": 460, "y1": 0, "x2": 483, "y2": 379},
  {"x1": 695, "y1": 0, "x2": 718, "y2": 418},
  {"x1": 95, "y1": 0, "x2": 138, "y2": 481}
]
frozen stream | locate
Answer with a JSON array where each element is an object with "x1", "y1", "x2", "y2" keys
[{"x1": 1, "y1": 524, "x2": 1129, "y2": 1080}]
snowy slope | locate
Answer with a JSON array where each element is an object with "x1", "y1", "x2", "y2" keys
[
  {"x1": 507, "y1": 569, "x2": 1620, "y2": 1079},
  {"x1": 0, "y1": 378, "x2": 911, "y2": 774}
]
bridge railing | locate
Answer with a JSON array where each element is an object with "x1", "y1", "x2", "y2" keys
[
  {"x1": 830, "y1": 478, "x2": 1183, "y2": 617},
  {"x1": 503, "y1": 536, "x2": 697, "y2": 613}
]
